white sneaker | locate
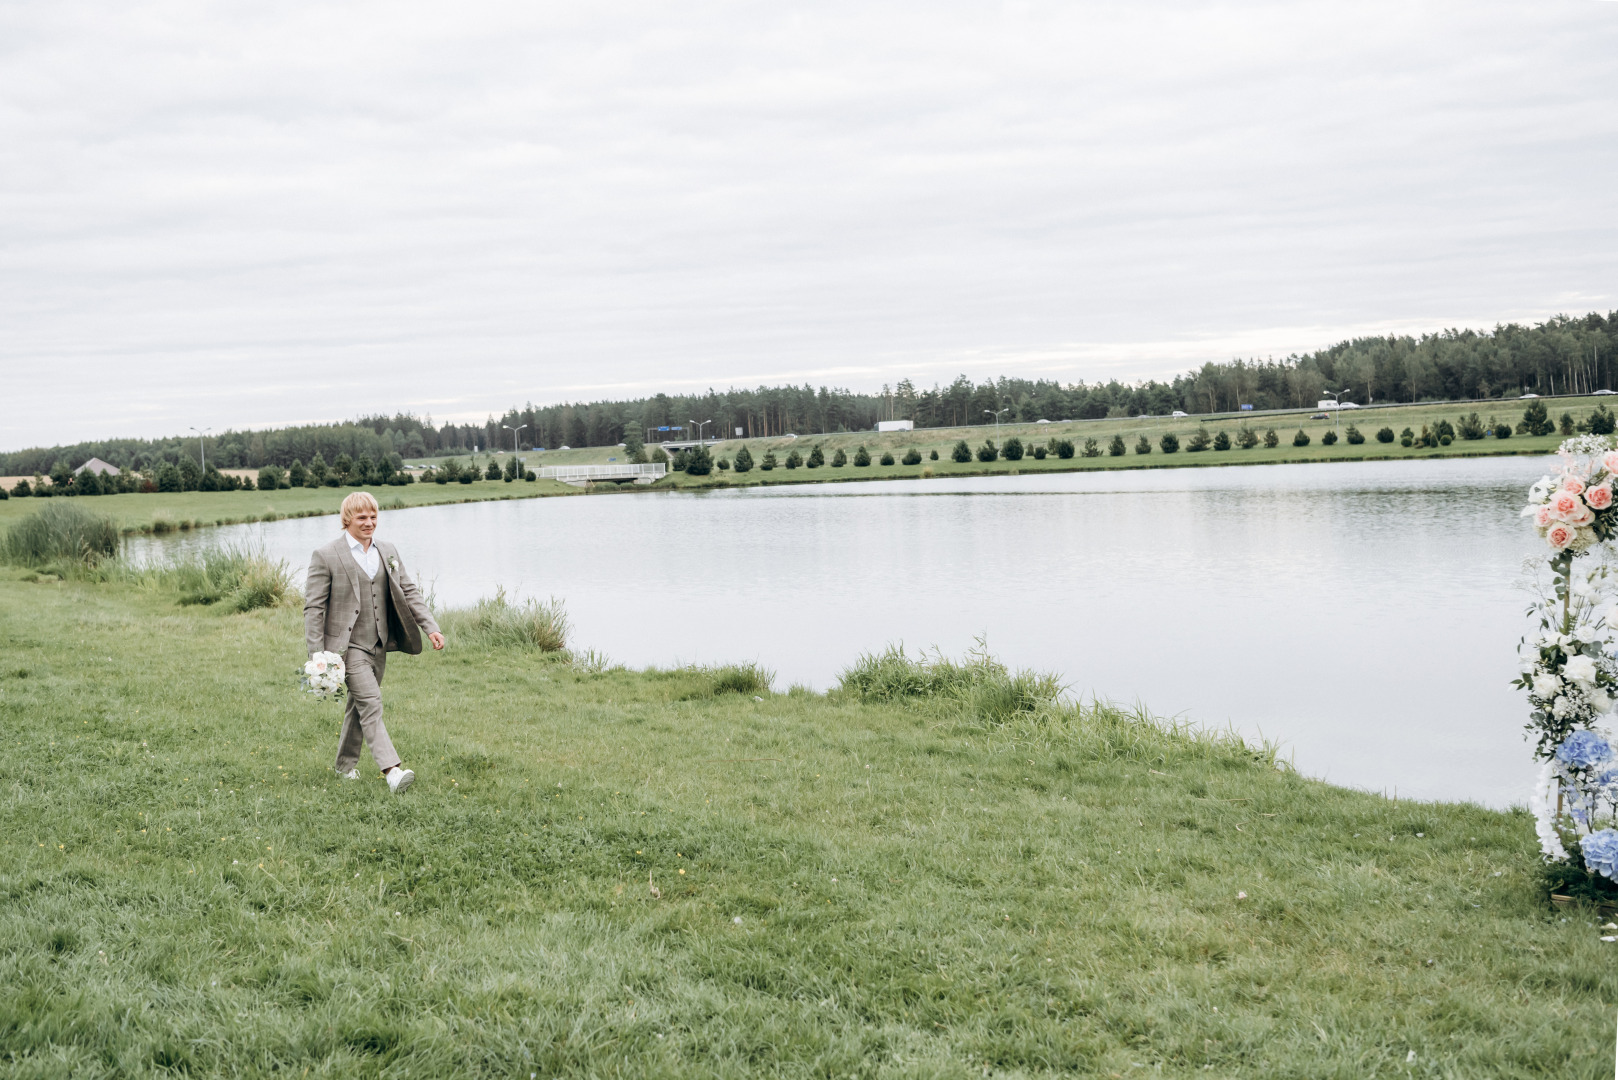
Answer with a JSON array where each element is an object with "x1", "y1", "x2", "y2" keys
[
  {"x1": 337, "y1": 768, "x2": 359, "y2": 780},
  {"x1": 386, "y1": 768, "x2": 415, "y2": 794}
]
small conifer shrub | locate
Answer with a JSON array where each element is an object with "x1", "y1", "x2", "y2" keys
[
  {"x1": 1344, "y1": 425, "x2": 1364, "y2": 445},
  {"x1": 1002, "y1": 437, "x2": 1024, "y2": 461},
  {"x1": 853, "y1": 446, "x2": 871, "y2": 466},
  {"x1": 1079, "y1": 438, "x2": 1098, "y2": 458},
  {"x1": 1031, "y1": 446, "x2": 1047, "y2": 459},
  {"x1": 1185, "y1": 429, "x2": 1210, "y2": 452},
  {"x1": 952, "y1": 440, "x2": 972, "y2": 463},
  {"x1": 1321, "y1": 429, "x2": 1337, "y2": 445},
  {"x1": 807, "y1": 446, "x2": 825, "y2": 468},
  {"x1": 1159, "y1": 433, "x2": 1180, "y2": 453},
  {"x1": 784, "y1": 449, "x2": 802, "y2": 469},
  {"x1": 1292, "y1": 429, "x2": 1310, "y2": 447},
  {"x1": 733, "y1": 446, "x2": 754, "y2": 472},
  {"x1": 1135, "y1": 435, "x2": 1151, "y2": 455},
  {"x1": 761, "y1": 451, "x2": 777, "y2": 470},
  {"x1": 832, "y1": 448, "x2": 847, "y2": 467},
  {"x1": 976, "y1": 441, "x2": 998, "y2": 462},
  {"x1": 1212, "y1": 430, "x2": 1231, "y2": 451},
  {"x1": 1109, "y1": 435, "x2": 1126, "y2": 456},
  {"x1": 1376, "y1": 426, "x2": 1395, "y2": 443},
  {"x1": 1263, "y1": 429, "x2": 1279, "y2": 448},
  {"x1": 902, "y1": 448, "x2": 922, "y2": 465},
  {"x1": 879, "y1": 451, "x2": 896, "y2": 466},
  {"x1": 929, "y1": 449, "x2": 939, "y2": 460},
  {"x1": 1237, "y1": 427, "x2": 1258, "y2": 449}
]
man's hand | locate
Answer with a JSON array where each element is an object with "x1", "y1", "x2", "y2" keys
[{"x1": 429, "y1": 631, "x2": 445, "y2": 651}]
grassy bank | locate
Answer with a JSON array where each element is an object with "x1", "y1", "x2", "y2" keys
[
  {"x1": 0, "y1": 478, "x2": 576, "y2": 535},
  {"x1": 0, "y1": 574, "x2": 1610, "y2": 1077},
  {"x1": 426, "y1": 396, "x2": 1590, "y2": 491}
]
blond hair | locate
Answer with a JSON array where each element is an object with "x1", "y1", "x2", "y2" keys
[{"x1": 339, "y1": 491, "x2": 380, "y2": 527}]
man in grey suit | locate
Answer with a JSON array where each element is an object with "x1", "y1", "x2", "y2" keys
[{"x1": 304, "y1": 491, "x2": 444, "y2": 793}]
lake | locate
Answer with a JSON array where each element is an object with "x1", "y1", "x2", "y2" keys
[{"x1": 131, "y1": 456, "x2": 1561, "y2": 807}]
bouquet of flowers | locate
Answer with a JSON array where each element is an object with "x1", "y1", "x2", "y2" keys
[
  {"x1": 1521, "y1": 437, "x2": 1618, "y2": 554},
  {"x1": 1519, "y1": 436, "x2": 1618, "y2": 886},
  {"x1": 301, "y1": 651, "x2": 347, "y2": 699}
]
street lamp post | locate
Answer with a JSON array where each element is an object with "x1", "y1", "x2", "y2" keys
[
  {"x1": 984, "y1": 408, "x2": 1009, "y2": 434},
  {"x1": 1322, "y1": 389, "x2": 1350, "y2": 433},
  {"x1": 690, "y1": 419, "x2": 712, "y2": 444},
  {"x1": 502, "y1": 424, "x2": 528, "y2": 477},
  {"x1": 189, "y1": 426, "x2": 211, "y2": 471}
]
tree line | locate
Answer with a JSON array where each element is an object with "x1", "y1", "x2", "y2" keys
[{"x1": 5, "y1": 311, "x2": 1614, "y2": 476}]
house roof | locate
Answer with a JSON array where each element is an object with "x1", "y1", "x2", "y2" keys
[{"x1": 74, "y1": 458, "x2": 120, "y2": 476}]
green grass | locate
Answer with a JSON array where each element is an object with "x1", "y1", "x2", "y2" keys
[
  {"x1": 423, "y1": 396, "x2": 1594, "y2": 492},
  {"x1": 0, "y1": 575, "x2": 1612, "y2": 1077},
  {"x1": 0, "y1": 478, "x2": 577, "y2": 535}
]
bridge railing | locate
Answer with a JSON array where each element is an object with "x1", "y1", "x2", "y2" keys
[{"x1": 535, "y1": 463, "x2": 667, "y2": 484}]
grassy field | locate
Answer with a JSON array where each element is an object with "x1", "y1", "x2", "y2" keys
[
  {"x1": 422, "y1": 396, "x2": 1598, "y2": 491},
  {"x1": 0, "y1": 572, "x2": 1612, "y2": 1077},
  {"x1": 0, "y1": 477, "x2": 576, "y2": 535}
]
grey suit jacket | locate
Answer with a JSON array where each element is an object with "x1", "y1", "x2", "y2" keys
[{"x1": 303, "y1": 536, "x2": 440, "y2": 657}]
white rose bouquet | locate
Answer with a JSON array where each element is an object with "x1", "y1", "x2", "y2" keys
[{"x1": 301, "y1": 651, "x2": 347, "y2": 699}]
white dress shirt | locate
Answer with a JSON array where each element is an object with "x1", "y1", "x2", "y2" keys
[{"x1": 346, "y1": 532, "x2": 380, "y2": 580}]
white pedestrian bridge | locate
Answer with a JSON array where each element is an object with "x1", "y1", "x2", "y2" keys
[{"x1": 535, "y1": 463, "x2": 666, "y2": 487}]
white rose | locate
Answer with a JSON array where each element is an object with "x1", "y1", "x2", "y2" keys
[
  {"x1": 1533, "y1": 673, "x2": 1563, "y2": 698},
  {"x1": 1592, "y1": 689, "x2": 1613, "y2": 714},
  {"x1": 1565, "y1": 655, "x2": 1599, "y2": 685},
  {"x1": 1576, "y1": 624, "x2": 1601, "y2": 643}
]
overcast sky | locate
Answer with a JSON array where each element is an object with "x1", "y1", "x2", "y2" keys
[{"x1": 2, "y1": 1, "x2": 1615, "y2": 449}]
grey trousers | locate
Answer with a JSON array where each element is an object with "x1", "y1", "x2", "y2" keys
[{"x1": 334, "y1": 645, "x2": 401, "y2": 773}]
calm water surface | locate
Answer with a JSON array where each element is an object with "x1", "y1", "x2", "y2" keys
[{"x1": 132, "y1": 457, "x2": 1559, "y2": 806}]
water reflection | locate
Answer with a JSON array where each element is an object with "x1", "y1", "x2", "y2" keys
[{"x1": 129, "y1": 456, "x2": 1559, "y2": 806}]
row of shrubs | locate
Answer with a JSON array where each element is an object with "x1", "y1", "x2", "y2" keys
[
  {"x1": 647, "y1": 399, "x2": 1600, "y2": 479},
  {"x1": 420, "y1": 456, "x2": 536, "y2": 485}
]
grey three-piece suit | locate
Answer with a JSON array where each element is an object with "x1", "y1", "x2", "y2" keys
[{"x1": 303, "y1": 535, "x2": 440, "y2": 773}]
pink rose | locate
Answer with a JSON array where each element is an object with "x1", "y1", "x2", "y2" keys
[
  {"x1": 1564, "y1": 476, "x2": 1587, "y2": 496},
  {"x1": 1568, "y1": 502, "x2": 1596, "y2": 526},
  {"x1": 1547, "y1": 522, "x2": 1575, "y2": 551},
  {"x1": 1588, "y1": 485, "x2": 1614, "y2": 510},
  {"x1": 1553, "y1": 490, "x2": 1583, "y2": 518},
  {"x1": 1535, "y1": 504, "x2": 1555, "y2": 527},
  {"x1": 1603, "y1": 452, "x2": 1618, "y2": 475}
]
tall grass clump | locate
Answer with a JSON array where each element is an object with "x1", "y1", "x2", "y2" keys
[
  {"x1": 661, "y1": 660, "x2": 776, "y2": 700},
  {"x1": 2, "y1": 502, "x2": 119, "y2": 567},
  {"x1": 440, "y1": 588, "x2": 570, "y2": 652},
  {"x1": 124, "y1": 545, "x2": 299, "y2": 611},
  {"x1": 837, "y1": 639, "x2": 1061, "y2": 725}
]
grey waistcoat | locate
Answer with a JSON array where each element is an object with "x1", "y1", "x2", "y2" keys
[{"x1": 350, "y1": 557, "x2": 390, "y2": 651}]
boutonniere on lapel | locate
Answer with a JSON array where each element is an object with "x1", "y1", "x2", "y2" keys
[{"x1": 387, "y1": 555, "x2": 399, "y2": 572}]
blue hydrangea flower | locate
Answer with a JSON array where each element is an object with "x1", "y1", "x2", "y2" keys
[
  {"x1": 1556, "y1": 730, "x2": 1614, "y2": 768},
  {"x1": 1581, "y1": 829, "x2": 1618, "y2": 882}
]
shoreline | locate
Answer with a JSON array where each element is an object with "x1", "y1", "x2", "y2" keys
[{"x1": 0, "y1": 434, "x2": 1565, "y2": 535}]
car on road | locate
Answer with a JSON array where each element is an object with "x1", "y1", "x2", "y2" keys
[
  {"x1": 1596, "y1": 389, "x2": 1617, "y2": 396},
  {"x1": 1309, "y1": 413, "x2": 1329, "y2": 420},
  {"x1": 1520, "y1": 393, "x2": 1539, "y2": 399},
  {"x1": 1171, "y1": 410, "x2": 1187, "y2": 418}
]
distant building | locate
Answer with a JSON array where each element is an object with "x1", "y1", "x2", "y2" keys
[
  {"x1": 74, "y1": 458, "x2": 120, "y2": 476},
  {"x1": 876, "y1": 420, "x2": 914, "y2": 432}
]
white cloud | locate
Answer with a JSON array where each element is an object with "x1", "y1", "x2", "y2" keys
[{"x1": 1, "y1": 0, "x2": 1615, "y2": 445}]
